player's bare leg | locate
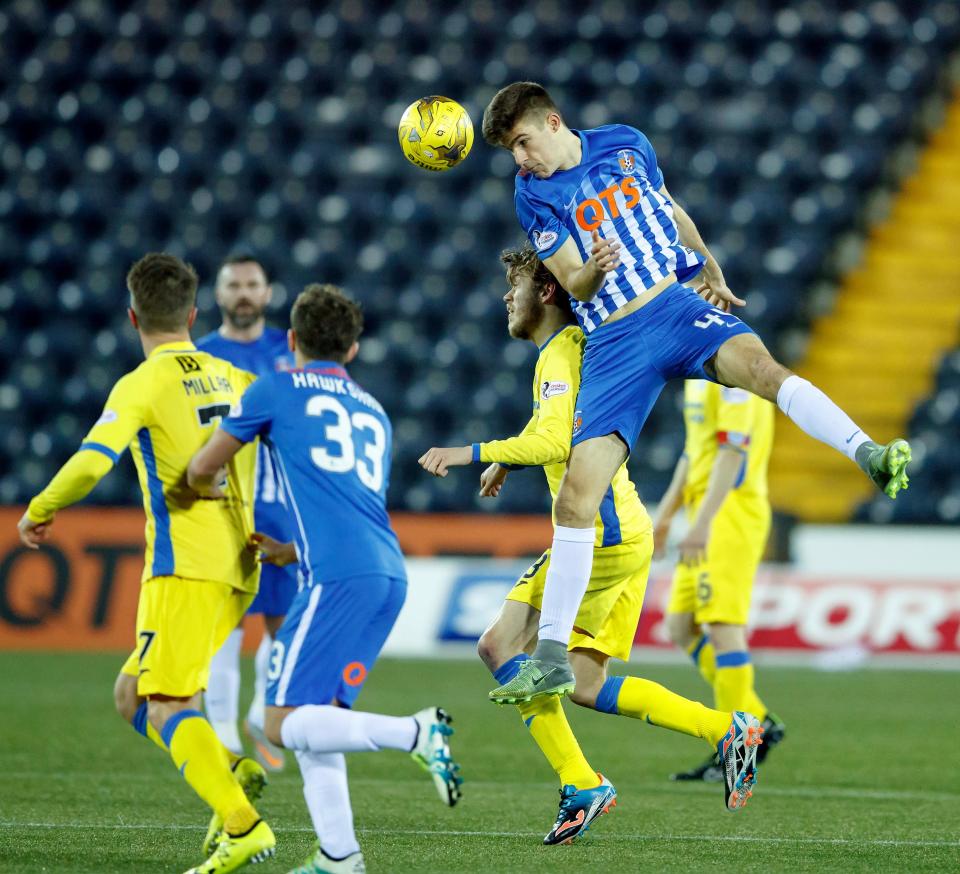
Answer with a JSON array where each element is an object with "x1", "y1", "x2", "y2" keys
[
  {"x1": 245, "y1": 613, "x2": 287, "y2": 772},
  {"x1": 489, "y1": 435, "x2": 626, "y2": 704},
  {"x1": 710, "y1": 333, "x2": 911, "y2": 497}
]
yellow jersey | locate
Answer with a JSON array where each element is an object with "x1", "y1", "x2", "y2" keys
[
  {"x1": 477, "y1": 325, "x2": 651, "y2": 547},
  {"x1": 28, "y1": 342, "x2": 260, "y2": 591},
  {"x1": 681, "y1": 379, "x2": 774, "y2": 506}
]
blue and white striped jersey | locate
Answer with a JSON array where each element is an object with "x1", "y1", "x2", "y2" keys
[{"x1": 515, "y1": 124, "x2": 705, "y2": 333}]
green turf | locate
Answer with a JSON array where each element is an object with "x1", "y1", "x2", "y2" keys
[{"x1": 2, "y1": 653, "x2": 958, "y2": 873}]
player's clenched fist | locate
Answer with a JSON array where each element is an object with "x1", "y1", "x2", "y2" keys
[{"x1": 418, "y1": 445, "x2": 472, "y2": 478}]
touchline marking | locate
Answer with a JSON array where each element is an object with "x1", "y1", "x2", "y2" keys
[{"x1": 1, "y1": 822, "x2": 958, "y2": 848}]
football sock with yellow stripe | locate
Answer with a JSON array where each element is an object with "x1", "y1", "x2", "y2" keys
[
  {"x1": 595, "y1": 675, "x2": 731, "y2": 746},
  {"x1": 131, "y1": 701, "x2": 168, "y2": 752},
  {"x1": 688, "y1": 634, "x2": 717, "y2": 686},
  {"x1": 162, "y1": 709, "x2": 258, "y2": 833},
  {"x1": 714, "y1": 651, "x2": 768, "y2": 721},
  {"x1": 493, "y1": 655, "x2": 599, "y2": 789}
]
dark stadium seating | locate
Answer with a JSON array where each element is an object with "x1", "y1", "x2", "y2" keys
[
  {"x1": 2, "y1": 0, "x2": 959, "y2": 516},
  {"x1": 858, "y1": 348, "x2": 960, "y2": 524}
]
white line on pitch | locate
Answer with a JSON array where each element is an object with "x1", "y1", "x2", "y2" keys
[{"x1": 1, "y1": 821, "x2": 957, "y2": 848}]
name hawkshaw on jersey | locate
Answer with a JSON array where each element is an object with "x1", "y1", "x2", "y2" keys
[{"x1": 291, "y1": 370, "x2": 384, "y2": 415}]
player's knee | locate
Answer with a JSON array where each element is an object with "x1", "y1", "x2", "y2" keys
[
  {"x1": 568, "y1": 684, "x2": 598, "y2": 709},
  {"x1": 665, "y1": 612, "x2": 697, "y2": 649},
  {"x1": 113, "y1": 672, "x2": 140, "y2": 723},
  {"x1": 476, "y1": 627, "x2": 509, "y2": 672}
]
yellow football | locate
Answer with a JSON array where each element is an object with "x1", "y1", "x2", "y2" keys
[{"x1": 398, "y1": 96, "x2": 474, "y2": 172}]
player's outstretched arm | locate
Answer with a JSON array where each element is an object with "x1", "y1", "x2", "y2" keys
[
  {"x1": 188, "y1": 429, "x2": 244, "y2": 498},
  {"x1": 663, "y1": 185, "x2": 745, "y2": 312},
  {"x1": 18, "y1": 449, "x2": 115, "y2": 548},
  {"x1": 418, "y1": 445, "x2": 472, "y2": 478},
  {"x1": 543, "y1": 232, "x2": 620, "y2": 302}
]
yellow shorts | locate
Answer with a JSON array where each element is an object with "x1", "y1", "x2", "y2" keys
[
  {"x1": 506, "y1": 536, "x2": 652, "y2": 662},
  {"x1": 120, "y1": 576, "x2": 254, "y2": 698},
  {"x1": 666, "y1": 500, "x2": 770, "y2": 626}
]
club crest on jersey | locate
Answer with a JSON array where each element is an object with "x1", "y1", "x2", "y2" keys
[
  {"x1": 541, "y1": 380, "x2": 569, "y2": 400},
  {"x1": 533, "y1": 230, "x2": 558, "y2": 252},
  {"x1": 617, "y1": 150, "x2": 636, "y2": 173},
  {"x1": 573, "y1": 409, "x2": 584, "y2": 436}
]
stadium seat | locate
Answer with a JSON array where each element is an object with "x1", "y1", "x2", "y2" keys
[{"x1": 2, "y1": 0, "x2": 958, "y2": 517}]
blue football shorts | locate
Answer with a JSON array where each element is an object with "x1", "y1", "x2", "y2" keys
[
  {"x1": 266, "y1": 573, "x2": 407, "y2": 709},
  {"x1": 571, "y1": 282, "x2": 755, "y2": 450},
  {"x1": 247, "y1": 561, "x2": 298, "y2": 617}
]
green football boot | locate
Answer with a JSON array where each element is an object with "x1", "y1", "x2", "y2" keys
[
  {"x1": 489, "y1": 657, "x2": 575, "y2": 705},
  {"x1": 202, "y1": 757, "x2": 268, "y2": 856},
  {"x1": 856, "y1": 438, "x2": 912, "y2": 498}
]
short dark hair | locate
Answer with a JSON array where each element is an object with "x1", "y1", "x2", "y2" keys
[
  {"x1": 126, "y1": 253, "x2": 198, "y2": 333},
  {"x1": 501, "y1": 243, "x2": 575, "y2": 323},
  {"x1": 291, "y1": 284, "x2": 363, "y2": 362},
  {"x1": 218, "y1": 252, "x2": 270, "y2": 284},
  {"x1": 482, "y1": 81, "x2": 560, "y2": 146}
]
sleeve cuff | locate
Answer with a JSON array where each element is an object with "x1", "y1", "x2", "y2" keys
[{"x1": 472, "y1": 443, "x2": 481, "y2": 463}]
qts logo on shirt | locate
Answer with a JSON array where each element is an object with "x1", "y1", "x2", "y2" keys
[{"x1": 574, "y1": 177, "x2": 641, "y2": 231}]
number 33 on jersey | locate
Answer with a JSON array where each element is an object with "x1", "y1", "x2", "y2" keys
[{"x1": 221, "y1": 362, "x2": 406, "y2": 589}]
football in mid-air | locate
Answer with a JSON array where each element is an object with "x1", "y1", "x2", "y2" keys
[{"x1": 398, "y1": 96, "x2": 474, "y2": 171}]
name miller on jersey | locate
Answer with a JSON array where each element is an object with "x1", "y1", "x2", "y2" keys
[
  {"x1": 182, "y1": 374, "x2": 235, "y2": 397},
  {"x1": 291, "y1": 370, "x2": 384, "y2": 414}
]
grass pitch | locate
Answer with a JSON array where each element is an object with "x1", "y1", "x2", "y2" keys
[{"x1": 2, "y1": 652, "x2": 958, "y2": 873}]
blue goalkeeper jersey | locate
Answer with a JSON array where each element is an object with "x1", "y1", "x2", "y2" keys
[
  {"x1": 220, "y1": 362, "x2": 405, "y2": 587},
  {"x1": 196, "y1": 327, "x2": 294, "y2": 543},
  {"x1": 515, "y1": 124, "x2": 705, "y2": 333}
]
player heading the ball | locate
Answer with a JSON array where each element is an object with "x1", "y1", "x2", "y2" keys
[{"x1": 481, "y1": 81, "x2": 912, "y2": 704}]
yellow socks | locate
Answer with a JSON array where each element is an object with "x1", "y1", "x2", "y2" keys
[
  {"x1": 162, "y1": 709, "x2": 257, "y2": 832},
  {"x1": 516, "y1": 695, "x2": 600, "y2": 789},
  {"x1": 688, "y1": 634, "x2": 716, "y2": 686},
  {"x1": 714, "y1": 652, "x2": 768, "y2": 721},
  {"x1": 492, "y1": 654, "x2": 598, "y2": 789},
  {"x1": 595, "y1": 675, "x2": 731, "y2": 746}
]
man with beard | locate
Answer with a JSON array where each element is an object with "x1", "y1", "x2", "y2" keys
[{"x1": 196, "y1": 254, "x2": 295, "y2": 771}]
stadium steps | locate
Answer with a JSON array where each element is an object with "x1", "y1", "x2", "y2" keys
[{"x1": 769, "y1": 92, "x2": 960, "y2": 522}]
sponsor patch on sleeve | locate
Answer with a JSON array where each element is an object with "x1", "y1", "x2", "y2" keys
[
  {"x1": 541, "y1": 380, "x2": 570, "y2": 400},
  {"x1": 720, "y1": 387, "x2": 750, "y2": 404},
  {"x1": 533, "y1": 230, "x2": 558, "y2": 252},
  {"x1": 95, "y1": 409, "x2": 118, "y2": 426}
]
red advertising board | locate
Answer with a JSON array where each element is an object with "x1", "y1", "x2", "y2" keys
[{"x1": 635, "y1": 569, "x2": 960, "y2": 655}]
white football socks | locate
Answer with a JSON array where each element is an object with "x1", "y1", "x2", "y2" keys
[
  {"x1": 296, "y1": 750, "x2": 361, "y2": 860},
  {"x1": 205, "y1": 627, "x2": 243, "y2": 754},
  {"x1": 777, "y1": 375, "x2": 871, "y2": 461},
  {"x1": 280, "y1": 704, "x2": 418, "y2": 754},
  {"x1": 537, "y1": 525, "x2": 596, "y2": 645},
  {"x1": 246, "y1": 633, "x2": 271, "y2": 732}
]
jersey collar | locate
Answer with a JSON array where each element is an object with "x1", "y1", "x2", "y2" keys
[
  {"x1": 148, "y1": 341, "x2": 197, "y2": 358},
  {"x1": 297, "y1": 359, "x2": 349, "y2": 378},
  {"x1": 538, "y1": 325, "x2": 571, "y2": 353}
]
